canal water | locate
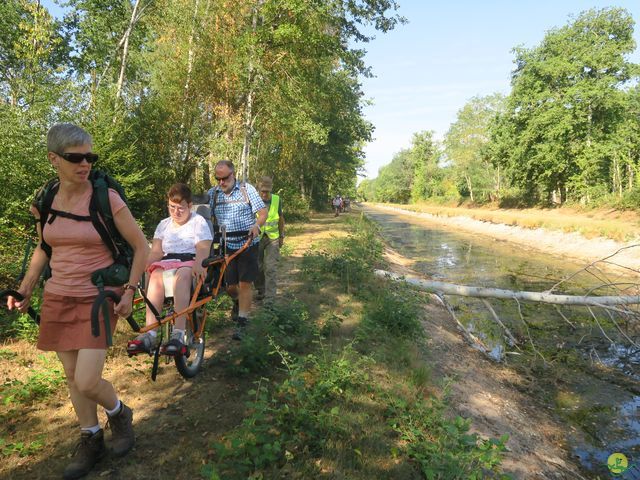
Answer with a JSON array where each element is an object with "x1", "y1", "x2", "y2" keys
[{"x1": 363, "y1": 207, "x2": 640, "y2": 478}]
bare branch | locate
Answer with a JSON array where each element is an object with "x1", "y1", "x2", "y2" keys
[{"x1": 481, "y1": 299, "x2": 519, "y2": 348}]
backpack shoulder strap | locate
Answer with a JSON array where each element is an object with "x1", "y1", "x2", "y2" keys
[
  {"x1": 33, "y1": 178, "x2": 60, "y2": 257},
  {"x1": 209, "y1": 187, "x2": 219, "y2": 225},
  {"x1": 89, "y1": 170, "x2": 120, "y2": 259}
]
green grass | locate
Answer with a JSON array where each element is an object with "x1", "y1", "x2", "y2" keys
[{"x1": 0, "y1": 354, "x2": 65, "y2": 406}]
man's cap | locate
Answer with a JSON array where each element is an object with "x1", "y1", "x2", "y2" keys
[{"x1": 258, "y1": 176, "x2": 273, "y2": 191}]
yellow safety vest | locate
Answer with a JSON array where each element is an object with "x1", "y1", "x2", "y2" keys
[{"x1": 261, "y1": 194, "x2": 280, "y2": 240}]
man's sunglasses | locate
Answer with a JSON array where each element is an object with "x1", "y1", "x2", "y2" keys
[
  {"x1": 54, "y1": 151, "x2": 99, "y2": 164},
  {"x1": 215, "y1": 173, "x2": 233, "y2": 182}
]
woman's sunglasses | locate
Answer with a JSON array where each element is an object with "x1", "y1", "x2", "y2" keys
[{"x1": 54, "y1": 151, "x2": 99, "y2": 164}]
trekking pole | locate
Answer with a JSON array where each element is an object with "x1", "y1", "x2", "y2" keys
[{"x1": 16, "y1": 238, "x2": 33, "y2": 284}]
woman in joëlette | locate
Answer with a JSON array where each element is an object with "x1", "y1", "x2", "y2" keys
[{"x1": 126, "y1": 182, "x2": 212, "y2": 356}]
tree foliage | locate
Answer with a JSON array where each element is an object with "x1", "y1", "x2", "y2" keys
[
  {"x1": 0, "y1": 0, "x2": 403, "y2": 262},
  {"x1": 365, "y1": 7, "x2": 640, "y2": 208}
]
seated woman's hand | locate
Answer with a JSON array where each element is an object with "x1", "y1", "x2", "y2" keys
[{"x1": 192, "y1": 263, "x2": 206, "y2": 280}]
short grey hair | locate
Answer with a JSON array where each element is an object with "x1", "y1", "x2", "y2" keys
[
  {"x1": 47, "y1": 123, "x2": 92, "y2": 153},
  {"x1": 214, "y1": 160, "x2": 235, "y2": 172}
]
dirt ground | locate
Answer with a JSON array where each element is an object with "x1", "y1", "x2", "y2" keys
[{"x1": 0, "y1": 209, "x2": 611, "y2": 479}]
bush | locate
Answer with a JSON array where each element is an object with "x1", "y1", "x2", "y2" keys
[
  {"x1": 388, "y1": 389, "x2": 511, "y2": 479},
  {"x1": 360, "y1": 283, "x2": 423, "y2": 340},
  {"x1": 615, "y1": 187, "x2": 640, "y2": 211},
  {"x1": 204, "y1": 347, "x2": 375, "y2": 479},
  {"x1": 222, "y1": 299, "x2": 317, "y2": 375}
]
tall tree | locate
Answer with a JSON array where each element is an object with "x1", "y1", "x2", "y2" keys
[
  {"x1": 491, "y1": 8, "x2": 638, "y2": 204},
  {"x1": 410, "y1": 130, "x2": 442, "y2": 201},
  {"x1": 445, "y1": 94, "x2": 504, "y2": 202}
]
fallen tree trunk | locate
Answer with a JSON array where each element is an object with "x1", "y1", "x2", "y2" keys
[{"x1": 375, "y1": 270, "x2": 640, "y2": 306}]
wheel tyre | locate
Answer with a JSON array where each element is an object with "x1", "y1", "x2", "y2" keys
[{"x1": 174, "y1": 307, "x2": 206, "y2": 378}]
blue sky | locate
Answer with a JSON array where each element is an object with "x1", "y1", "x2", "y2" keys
[
  {"x1": 359, "y1": 1, "x2": 640, "y2": 178},
  {"x1": 41, "y1": 1, "x2": 640, "y2": 179}
]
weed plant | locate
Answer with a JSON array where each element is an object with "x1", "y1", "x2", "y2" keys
[
  {"x1": 203, "y1": 346, "x2": 376, "y2": 479},
  {"x1": 0, "y1": 435, "x2": 45, "y2": 458},
  {"x1": 359, "y1": 282, "x2": 424, "y2": 340},
  {"x1": 386, "y1": 386, "x2": 511, "y2": 479},
  {"x1": 300, "y1": 214, "x2": 383, "y2": 293},
  {"x1": 0, "y1": 355, "x2": 64, "y2": 405},
  {"x1": 222, "y1": 299, "x2": 317, "y2": 375}
]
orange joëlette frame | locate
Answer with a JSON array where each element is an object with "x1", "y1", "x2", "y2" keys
[{"x1": 132, "y1": 237, "x2": 252, "y2": 340}]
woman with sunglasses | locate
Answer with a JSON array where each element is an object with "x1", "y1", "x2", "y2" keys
[
  {"x1": 127, "y1": 183, "x2": 212, "y2": 356},
  {"x1": 6, "y1": 123, "x2": 149, "y2": 480}
]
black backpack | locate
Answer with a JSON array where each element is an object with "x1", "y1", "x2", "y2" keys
[{"x1": 33, "y1": 170, "x2": 134, "y2": 287}]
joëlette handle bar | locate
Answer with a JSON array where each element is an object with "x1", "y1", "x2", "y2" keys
[
  {"x1": 201, "y1": 233, "x2": 252, "y2": 269},
  {"x1": 0, "y1": 289, "x2": 40, "y2": 324},
  {"x1": 90, "y1": 290, "x2": 139, "y2": 347}
]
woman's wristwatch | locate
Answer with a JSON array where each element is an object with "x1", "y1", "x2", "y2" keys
[{"x1": 123, "y1": 283, "x2": 136, "y2": 292}]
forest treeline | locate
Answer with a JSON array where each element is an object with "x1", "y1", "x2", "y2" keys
[
  {"x1": 0, "y1": 0, "x2": 403, "y2": 274},
  {"x1": 360, "y1": 8, "x2": 640, "y2": 210}
]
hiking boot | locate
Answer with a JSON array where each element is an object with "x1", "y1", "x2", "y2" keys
[
  {"x1": 107, "y1": 402, "x2": 135, "y2": 457},
  {"x1": 62, "y1": 430, "x2": 106, "y2": 480},
  {"x1": 232, "y1": 316, "x2": 248, "y2": 341},
  {"x1": 126, "y1": 332, "x2": 156, "y2": 356},
  {"x1": 231, "y1": 299, "x2": 239, "y2": 321},
  {"x1": 163, "y1": 330, "x2": 187, "y2": 356}
]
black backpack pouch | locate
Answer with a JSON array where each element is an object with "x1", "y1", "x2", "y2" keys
[{"x1": 91, "y1": 257, "x2": 130, "y2": 288}]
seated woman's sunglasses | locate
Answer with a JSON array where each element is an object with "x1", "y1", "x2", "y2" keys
[{"x1": 54, "y1": 151, "x2": 99, "y2": 164}]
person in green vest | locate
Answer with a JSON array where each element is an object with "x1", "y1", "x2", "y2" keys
[{"x1": 255, "y1": 176, "x2": 285, "y2": 301}]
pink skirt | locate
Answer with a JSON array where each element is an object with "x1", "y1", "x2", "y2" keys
[
  {"x1": 38, "y1": 290, "x2": 119, "y2": 351},
  {"x1": 147, "y1": 259, "x2": 195, "y2": 273}
]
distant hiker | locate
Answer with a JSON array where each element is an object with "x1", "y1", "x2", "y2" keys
[
  {"x1": 207, "y1": 160, "x2": 266, "y2": 340},
  {"x1": 332, "y1": 195, "x2": 342, "y2": 216},
  {"x1": 254, "y1": 176, "x2": 285, "y2": 302},
  {"x1": 127, "y1": 183, "x2": 212, "y2": 356},
  {"x1": 6, "y1": 123, "x2": 149, "y2": 480}
]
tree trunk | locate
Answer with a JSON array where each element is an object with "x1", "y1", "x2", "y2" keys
[
  {"x1": 613, "y1": 156, "x2": 622, "y2": 197},
  {"x1": 202, "y1": 159, "x2": 211, "y2": 191},
  {"x1": 465, "y1": 174, "x2": 474, "y2": 202},
  {"x1": 239, "y1": 0, "x2": 263, "y2": 182},
  {"x1": 115, "y1": 0, "x2": 142, "y2": 102},
  {"x1": 178, "y1": 0, "x2": 201, "y2": 171},
  {"x1": 374, "y1": 270, "x2": 640, "y2": 307}
]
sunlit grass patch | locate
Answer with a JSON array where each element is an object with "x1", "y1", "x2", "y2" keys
[{"x1": 0, "y1": 349, "x2": 64, "y2": 407}]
